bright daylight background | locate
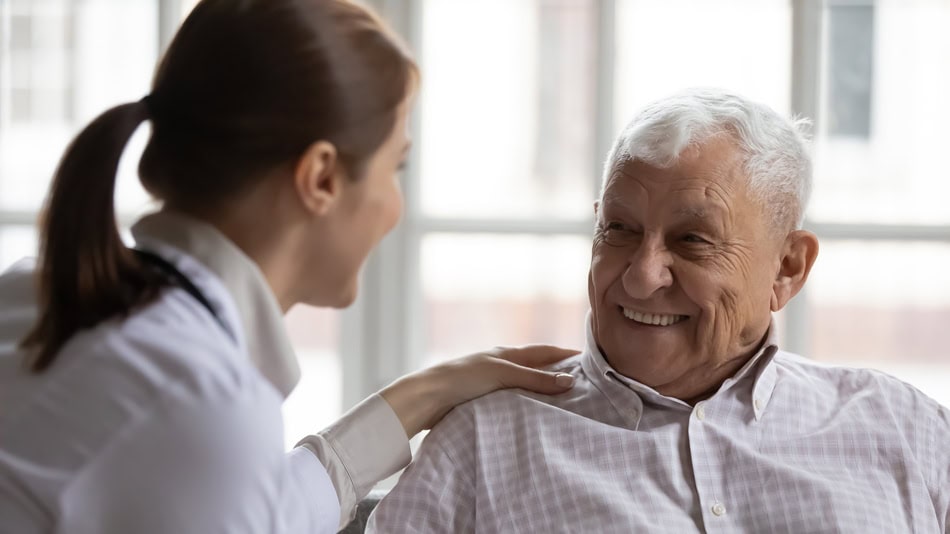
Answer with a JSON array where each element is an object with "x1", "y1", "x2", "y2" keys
[{"x1": 1, "y1": 0, "x2": 948, "y2": 451}]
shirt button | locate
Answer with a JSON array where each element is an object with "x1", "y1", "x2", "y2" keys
[
  {"x1": 711, "y1": 503, "x2": 726, "y2": 516},
  {"x1": 695, "y1": 403, "x2": 706, "y2": 421},
  {"x1": 754, "y1": 398, "x2": 763, "y2": 411}
]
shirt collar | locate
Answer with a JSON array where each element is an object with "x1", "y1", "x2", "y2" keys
[
  {"x1": 131, "y1": 211, "x2": 300, "y2": 398},
  {"x1": 580, "y1": 311, "x2": 779, "y2": 421}
]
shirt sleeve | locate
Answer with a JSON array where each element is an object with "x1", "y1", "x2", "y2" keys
[
  {"x1": 934, "y1": 402, "x2": 950, "y2": 534},
  {"x1": 365, "y1": 405, "x2": 478, "y2": 534},
  {"x1": 296, "y1": 393, "x2": 411, "y2": 529}
]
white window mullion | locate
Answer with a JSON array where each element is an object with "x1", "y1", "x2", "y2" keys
[
  {"x1": 0, "y1": 0, "x2": 11, "y2": 130},
  {"x1": 416, "y1": 217, "x2": 593, "y2": 236},
  {"x1": 810, "y1": 223, "x2": 950, "y2": 242},
  {"x1": 593, "y1": 0, "x2": 617, "y2": 202},
  {"x1": 786, "y1": 0, "x2": 825, "y2": 355},
  {"x1": 0, "y1": 211, "x2": 37, "y2": 226},
  {"x1": 398, "y1": 0, "x2": 427, "y2": 386},
  {"x1": 158, "y1": 0, "x2": 182, "y2": 53},
  {"x1": 339, "y1": 0, "x2": 423, "y2": 409}
]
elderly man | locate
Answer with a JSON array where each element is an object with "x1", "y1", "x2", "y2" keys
[{"x1": 367, "y1": 89, "x2": 950, "y2": 533}]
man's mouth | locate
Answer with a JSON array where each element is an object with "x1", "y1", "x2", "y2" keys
[{"x1": 621, "y1": 307, "x2": 688, "y2": 327}]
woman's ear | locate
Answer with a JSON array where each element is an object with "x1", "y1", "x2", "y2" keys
[
  {"x1": 294, "y1": 140, "x2": 342, "y2": 216},
  {"x1": 771, "y1": 230, "x2": 820, "y2": 312}
]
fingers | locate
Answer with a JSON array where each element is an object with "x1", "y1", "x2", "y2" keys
[
  {"x1": 382, "y1": 351, "x2": 580, "y2": 435},
  {"x1": 493, "y1": 344, "x2": 582, "y2": 368},
  {"x1": 493, "y1": 359, "x2": 575, "y2": 394}
]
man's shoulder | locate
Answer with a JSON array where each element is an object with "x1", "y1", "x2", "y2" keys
[
  {"x1": 542, "y1": 352, "x2": 586, "y2": 375},
  {"x1": 772, "y1": 351, "x2": 947, "y2": 417},
  {"x1": 776, "y1": 350, "x2": 916, "y2": 388},
  {"x1": 453, "y1": 352, "x2": 592, "y2": 415},
  {"x1": 423, "y1": 352, "x2": 611, "y2": 457}
]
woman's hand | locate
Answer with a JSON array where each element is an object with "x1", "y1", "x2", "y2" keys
[{"x1": 380, "y1": 345, "x2": 579, "y2": 439}]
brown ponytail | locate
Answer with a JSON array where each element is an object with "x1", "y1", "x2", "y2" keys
[
  {"x1": 22, "y1": 101, "x2": 164, "y2": 371},
  {"x1": 21, "y1": 0, "x2": 416, "y2": 372}
]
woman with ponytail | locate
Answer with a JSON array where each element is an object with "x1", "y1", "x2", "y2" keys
[{"x1": 0, "y1": 1, "x2": 576, "y2": 532}]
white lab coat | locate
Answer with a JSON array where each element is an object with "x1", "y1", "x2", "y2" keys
[{"x1": 0, "y1": 212, "x2": 410, "y2": 533}]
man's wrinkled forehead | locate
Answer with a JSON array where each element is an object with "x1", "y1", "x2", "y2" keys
[
  {"x1": 599, "y1": 157, "x2": 738, "y2": 225},
  {"x1": 601, "y1": 184, "x2": 730, "y2": 225},
  {"x1": 603, "y1": 137, "x2": 745, "y2": 195}
]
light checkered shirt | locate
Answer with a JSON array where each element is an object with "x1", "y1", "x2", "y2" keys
[{"x1": 368, "y1": 316, "x2": 950, "y2": 533}]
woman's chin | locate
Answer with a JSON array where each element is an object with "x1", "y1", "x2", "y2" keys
[
  {"x1": 323, "y1": 281, "x2": 359, "y2": 309},
  {"x1": 293, "y1": 279, "x2": 358, "y2": 310}
]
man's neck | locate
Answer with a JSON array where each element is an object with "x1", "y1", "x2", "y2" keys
[{"x1": 649, "y1": 334, "x2": 770, "y2": 405}]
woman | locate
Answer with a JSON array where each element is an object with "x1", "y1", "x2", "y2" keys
[{"x1": 0, "y1": 1, "x2": 576, "y2": 532}]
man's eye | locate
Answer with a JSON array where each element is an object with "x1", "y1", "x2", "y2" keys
[
  {"x1": 682, "y1": 234, "x2": 708, "y2": 244},
  {"x1": 600, "y1": 222, "x2": 638, "y2": 246},
  {"x1": 605, "y1": 222, "x2": 628, "y2": 232}
]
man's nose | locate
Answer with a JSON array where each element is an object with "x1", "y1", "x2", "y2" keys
[{"x1": 621, "y1": 238, "x2": 673, "y2": 300}]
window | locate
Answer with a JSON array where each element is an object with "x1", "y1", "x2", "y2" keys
[
  {"x1": 615, "y1": 0, "x2": 792, "y2": 123},
  {"x1": 367, "y1": 0, "x2": 950, "y2": 409},
  {"x1": 0, "y1": 0, "x2": 156, "y2": 216},
  {"x1": 0, "y1": 0, "x2": 342, "y2": 447},
  {"x1": 805, "y1": 0, "x2": 950, "y2": 406},
  {"x1": 0, "y1": 225, "x2": 36, "y2": 270},
  {"x1": 826, "y1": 4, "x2": 874, "y2": 138},
  {"x1": 412, "y1": 0, "x2": 597, "y2": 369},
  {"x1": 420, "y1": 233, "x2": 590, "y2": 367},
  {"x1": 2, "y1": 1, "x2": 947, "y2": 452}
]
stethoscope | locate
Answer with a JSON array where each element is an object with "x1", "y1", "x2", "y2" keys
[{"x1": 132, "y1": 248, "x2": 230, "y2": 336}]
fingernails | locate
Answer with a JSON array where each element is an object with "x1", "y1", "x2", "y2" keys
[{"x1": 554, "y1": 373, "x2": 575, "y2": 388}]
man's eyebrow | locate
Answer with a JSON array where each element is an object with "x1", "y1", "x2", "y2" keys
[
  {"x1": 674, "y1": 206, "x2": 709, "y2": 219},
  {"x1": 673, "y1": 205, "x2": 727, "y2": 227},
  {"x1": 601, "y1": 189, "x2": 635, "y2": 209}
]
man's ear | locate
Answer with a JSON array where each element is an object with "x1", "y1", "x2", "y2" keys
[
  {"x1": 771, "y1": 230, "x2": 820, "y2": 312},
  {"x1": 294, "y1": 141, "x2": 342, "y2": 216}
]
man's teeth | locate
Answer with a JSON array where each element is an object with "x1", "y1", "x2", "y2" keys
[{"x1": 622, "y1": 308, "x2": 685, "y2": 326}]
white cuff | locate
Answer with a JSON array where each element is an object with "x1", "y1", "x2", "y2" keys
[{"x1": 297, "y1": 393, "x2": 411, "y2": 528}]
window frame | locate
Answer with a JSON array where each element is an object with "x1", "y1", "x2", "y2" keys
[
  {"x1": 0, "y1": 0, "x2": 182, "y2": 241},
  {"x1": 351, "y1": 0, "x2": 950, "y2": 408},
  {"x1": 343, "y1": 0, "x2": 615, "y2": 407}
]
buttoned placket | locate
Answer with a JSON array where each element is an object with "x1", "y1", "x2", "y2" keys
[
  {"x1": 575, "y1": 314, "x2": 786, "y2": 532},
  {"x1": 686, "y1": 356, "x2": 777, "y2": 532},
  {"x1": 687, "y1": 399, "x2": 725, "y2": 530}
]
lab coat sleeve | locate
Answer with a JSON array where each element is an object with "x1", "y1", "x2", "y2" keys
[
  {"x1": 297, "y1": 393, "x2": 412, "y2": 529},
  {"x1": 64, "y1": 372, "x2": 343, "y2": 534}
]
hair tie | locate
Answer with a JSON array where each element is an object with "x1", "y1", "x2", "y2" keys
[{"x1": 139, "y1": 94, "x2": 155, "y2": 117}]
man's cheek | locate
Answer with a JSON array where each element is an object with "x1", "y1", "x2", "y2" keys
[{"x1": 702, "y1": 291, "x2": 742, "y2": 354}]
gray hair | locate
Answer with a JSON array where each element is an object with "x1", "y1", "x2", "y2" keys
[{"x1": 603, "y1": 88, "x2": 812, "y2": 232}]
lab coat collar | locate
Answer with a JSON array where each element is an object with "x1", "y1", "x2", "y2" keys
[{"x1": 131, "y1": 211, "x2": 300, "y2": 398}]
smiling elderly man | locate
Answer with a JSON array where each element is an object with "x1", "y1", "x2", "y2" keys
[{"x1": 367, "y1": 89, "x2": 950, "y2": 533}]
